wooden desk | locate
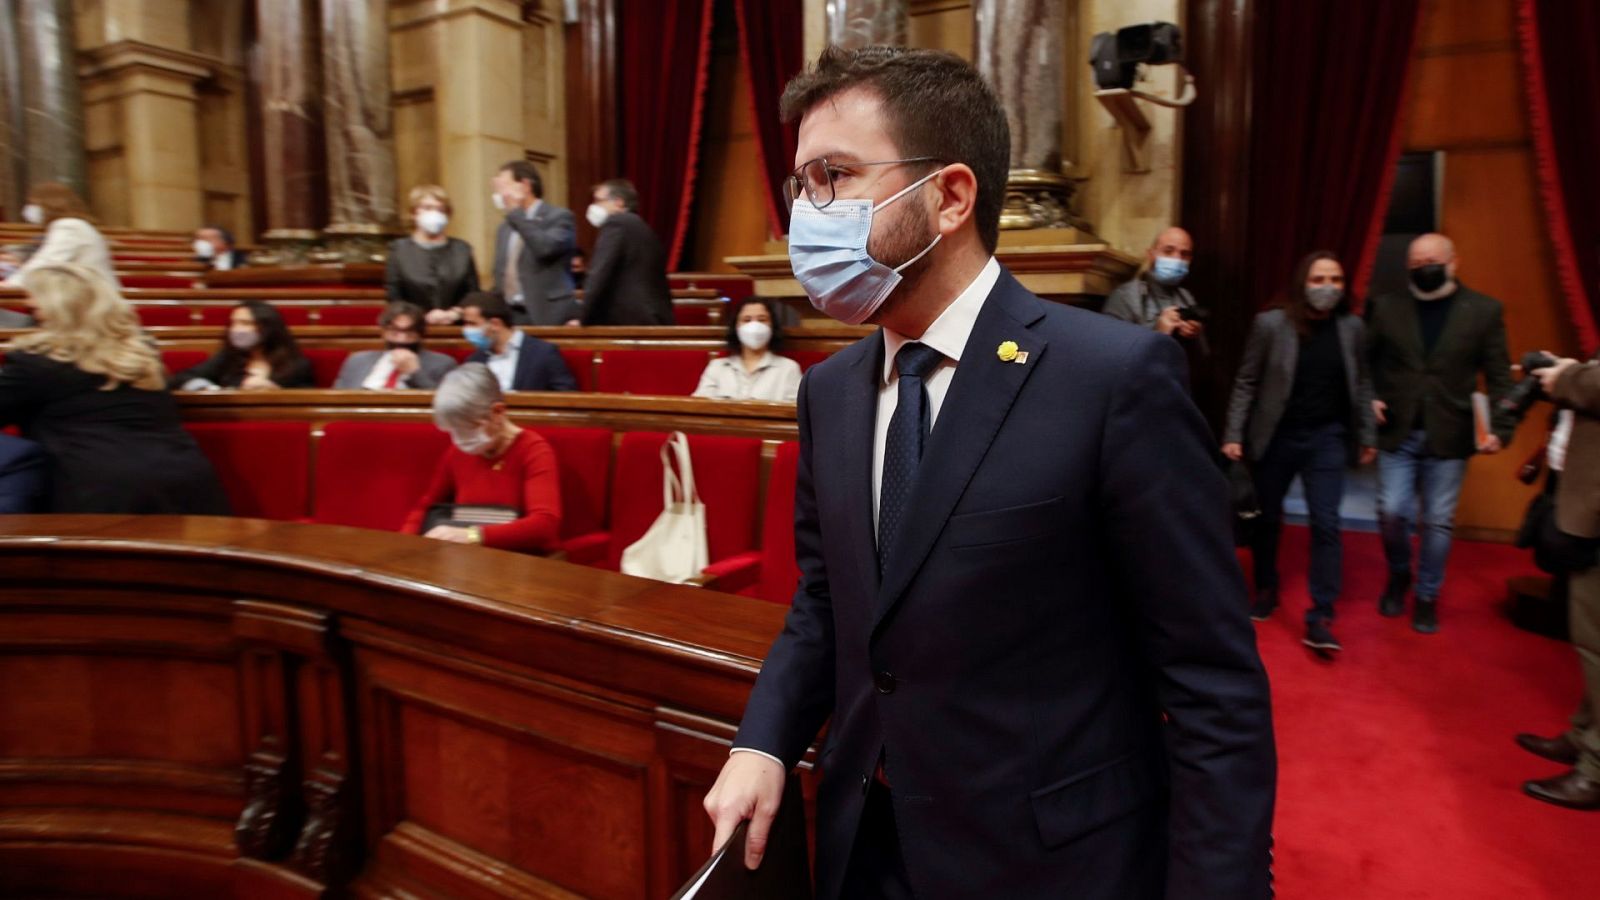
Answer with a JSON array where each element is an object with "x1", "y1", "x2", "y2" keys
[
  {"x1": 127, "y1": 324, "x2": 869, "y2": 354},
  {"x1": 0, "y1": 515, "x2": 799, "y2": 899}
]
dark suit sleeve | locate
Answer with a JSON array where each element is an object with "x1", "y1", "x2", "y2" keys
[
  {"x1": 1223, "y1": 314, "x2": 1269, "y2": 446},
  {"x1": 732, "y1": 373, "x2": 837, "y2": 768},
  {"x1": 0, "y1": 354, "x2": 47, "y2": 426},
  {"x1": 276, "y1": 356, "x2": 316, "y2": 388},
  {"x1": 461, "y1": 245, "x2": 481, "y2": 299},
  {"x1": 0, "y1": 436, "x2": 46, "y2": 513},
  {"x1": 1480, "y1": 302, "x2": 1516, "y2": 442},
  {"x1": 581, "y1": 222, "x2": 623, "y2": 325},
  {"x1": 542, "y1": 344, "x2": 577, "y2": 392},
  {"x1": 1098, "y1": 333, "x2": 1276, "y2": 900},
  {"x1": 505, "y1": 206, "x2": 577, "y2": 263}
]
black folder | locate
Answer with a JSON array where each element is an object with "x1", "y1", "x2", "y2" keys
[{"x1": 670, "y1": 775, "x2": 811, "y2": 899}]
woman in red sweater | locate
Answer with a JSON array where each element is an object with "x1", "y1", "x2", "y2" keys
[{"x1": 402, "y1": 362, "x2": 562, "y2": 553}]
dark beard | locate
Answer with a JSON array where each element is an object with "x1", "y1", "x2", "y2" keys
[{"x1": 867, "y1": 198, "x2": 939, "y2": 299}]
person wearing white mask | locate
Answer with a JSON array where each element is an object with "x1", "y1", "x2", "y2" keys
[
  {"x1": 384, "y1": 185, "x2": 481, "y2": 326},
  {"x1": 3, "y1": 182, "x2": 119, "y2": 289},
  {"x1": 402, "y1": 363, "x2": 563, "y2": 554},
  {"x1": 490, "y1": 161, "x2": 580, "y2": 326},
  {"x1": 579, "y1": 178, "x2": 674, "y2": 325},
  {"x1": 192, "y1": 226, "x2": 248, "y2": 271},
  {"x1": 1222, "y1": 251, "x2": 1378, "y2": 653},
  {"x1": 691, "y1": 298, "x2": 802, "y2": 402}
]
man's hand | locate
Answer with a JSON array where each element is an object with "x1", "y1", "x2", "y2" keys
[
  {"x1": 1221, "y1": 442, "x2": 1244, "y2": 462},
  {"x1": 1538, "y1": 356, "x2": 1579, "y2": 395},
  {"x1": 1359, "y1": 446, "x2": 1378, "y2": 466},
  {"x1": 563, "y1": 318, "x2": 582, "y2": 327},
  {"x1": 424, "y1": 524, "x2": 474, "y2": 543},
  {"x1": 1478, "y1": 434, "x2": 1503, "y2": 454},
  {"x1": 424, "y1": 307, "x2": 460, "y2": 326},
  {"x1": 1372, "y1": 399, "x2": 1388, "y2": 426},
  {"x1": 703, "y1": 751, "x2": 786, "y2": 870},
  {"x1": 1176, "y1": 318, "x2": 1203, "y2": 340},
  {"x1": 1155, "y1": 306, "x2": 1182, "y2": 336},
  {"x1": 390, "y1": 348, "x2": 420, "y2": 375},
  {"x1": 240, "y1": 373, "x2": 276, "y2": 392}
]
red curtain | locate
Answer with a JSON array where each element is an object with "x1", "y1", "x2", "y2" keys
[
  {"x1": 616, "y1": 0, "x2": 716, "y2": 271},
  {"x1": 1517, "y1": 0, "x2": 1600, "y2": 353},
  {"x1": 733, "y1": 0, "x2": 804, "y2": 237},
  {"x1": 1244, "y1": 1, "x2": 1423, "y2": 311}
]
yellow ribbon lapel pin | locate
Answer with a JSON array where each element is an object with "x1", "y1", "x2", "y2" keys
[{"x1": 996, "y1": 341, "x2": 1028, "y2": 365}]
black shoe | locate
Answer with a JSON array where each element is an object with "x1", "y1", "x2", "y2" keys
[
  {"x1": 1413, "y1": 596, "x2": 1439, "y2": 634},
  {"x1": 1516, "y1": 732, "x2": 1581, "y2": 765},
  {"x1": 1303, "y1": 621, "x2": 1342, "y2": 653},
  {"x1": 1249, "y1": 588, "x2": 1279, "y2": 622},
  {"x1": 1523, "y1": 769, "x2": 1600, "y2": 810},
  {"x1": 1379, "y1": 571, "x2": 1410, "y2": 617}
]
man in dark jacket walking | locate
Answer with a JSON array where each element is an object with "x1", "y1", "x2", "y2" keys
[{"x1": 580, "y1": 179, "x2": 675, "y2": 326}]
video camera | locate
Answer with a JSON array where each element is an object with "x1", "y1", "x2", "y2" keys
[{"x1": 1498, "y1": 351, "x2": 1559, "y2": 424}]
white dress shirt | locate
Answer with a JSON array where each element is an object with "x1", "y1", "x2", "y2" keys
[
  {"x1": 1549, "y1": 410, "x2": 1576, "y2": 472},
  {"x1": 731, "y1": 256, "x2": 1000, "y2": 770},
  {"x1": 487, "y1": 329, "x2": 524, "y2": 391},
  {"x1": 360, "y1": 351, "x2": 418, "y2": 390},
  {"x1": 692, "y1": 353, "x2": 803, "y2": 402}
]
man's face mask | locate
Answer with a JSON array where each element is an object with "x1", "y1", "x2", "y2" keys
[
  {"x1": 1151, "y1": 256, "x2": 1189, "y2": 286},
  {"x1": 787, "y1": 169, "x2": 943, "y2": 325}
]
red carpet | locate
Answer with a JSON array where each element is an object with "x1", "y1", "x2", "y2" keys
[{"x1": 1252, "y1": 528, "x2": 1599, "y2": 898}]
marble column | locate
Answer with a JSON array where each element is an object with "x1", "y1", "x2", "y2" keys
[
  {"x1": 974, "y1": 0, "x2": 1083, "y2": 231},
  {"x1": 16, "y1": 0, "x2": 87, "y2": 197},
  {"x1": 0, "y1": 2, "x2": 25, "y2": 218},
  {"x1": 321, "y1": 0, "x2": 399, "y2": 258},
  {"x1": 826, "y1": 0, "x2": 910, "y2": 48},
  {"x1": 254, "y1": 0, "x2": 327, "y2": 257}
]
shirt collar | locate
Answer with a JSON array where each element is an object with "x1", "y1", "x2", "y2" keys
[
  {"x1": 881, "y1": 256, "x2": 1001, "y2": 385},
  {"x1": 496, "y1": 329, "x2": 524, "y2": 357}
]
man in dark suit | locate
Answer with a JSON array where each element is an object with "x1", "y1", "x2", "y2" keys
[
  {"x1": 332, "y1": 302, "x2": 457, "y2": 390},
  {"x1": 490, "y1": 161, "x2": 580, "y2": 326},
  {"x1": 580, "y1": 178, "x2": 674, "y2": 326},
  {"x1": 1365, "y1": 233, "x2": 1515, "y2": 633},
  {"x1": 702, "y1": 46, "x2": 1275, "y2": 900},
  {"x1": 193, "y1": 226, "x2": 249, "y2": 271},
  {"x1": 458, "y1": 292, "x2": 575, "y2": 392}
]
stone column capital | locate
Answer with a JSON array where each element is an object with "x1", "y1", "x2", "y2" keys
[
  {"x1": 78, "y1": 40, "x2": 219, "y2": 87},
  {"x1": 388, "y1": 0, "x2": 526, "y2": 31}
]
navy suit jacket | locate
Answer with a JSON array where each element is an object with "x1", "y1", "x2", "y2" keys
[
  {"x1": 0, "y1": 433, "x2": 46, "y2": 513},
  {"x1": 734, "y1": 269, "x2": 1276, "y2": 899},
  {"x1": 467, "y1": 335, "x2": 577, "y2": 392}
]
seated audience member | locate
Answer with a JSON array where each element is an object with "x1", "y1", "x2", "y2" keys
[
  {"x1": 692, "y1": 298, "x2": 801, "y2": 402},
  {"x1": 334, "y1": 301, "x2": 457, "y2": 390},
  {"x1": 386, "y1": 185, "x2": 481, "y2": 325},
  {"x1": 0, "y1": 433, "x2": 47, "y2": 513},
  {"x1": 0, "y1": 263, "x2": 228, "y2": 514},
  {"x1": 460, "y1": 292, "x2": 576, "y2": 392},
  {"x1": 1102, "y1": 226, "x2": 1203, "y2": 342},
  {"x1": 402, "y1": 363, "x2": 562, "y2": 554},
  {"x1": 193, "y1": 226, "x2": 248, "y2": 270},
  {"x1": 173, "y1": 300, "x2": 315, "y2": 390},
  {"x1": 580, "y1": 178, "x2": 674, "y2": 326},
  {"x1": 3, "y1": 182, "x2": 119, "y2": 289}
]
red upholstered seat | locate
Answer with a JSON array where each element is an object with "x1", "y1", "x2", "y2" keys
[
  {"x1": 530, "y1": 426, "x2": 613, "y2": 565},
  {"x1": 561, "y1": 348, "x2": 596, "y2": 391},
  {"x1": 184, "y1": 421, "x2": 312, "y2": 520},
  {"x1": 782, "y1": 350, "x2": 830, "y2": 373},
  {"x1": 313, "y1": 305, "x2": 386, "y2": 326},
  {"x1": 737, "y1": 441, "x2": 801, "y2": 604},
  {"x1": 195, "y1": 307, "x2": 233, "y2": 326},
  {"x1": 672, "y1": 303, "x2": 716, "y2": 325},
  {"x1": 594, "y1": 349, "x2": 710, "y2": 396},
  {"x1": 275, "y1": 306, "x2": 314, "y2": 326},
  {"x1": 604, "y1": 432, "x2": 762, "y2": 582},
  {"x1": 135, "y1": 305, "x2": 195, "y2": 326},
  {"x1": 312, "y1": 421, "x2": 449, "y2": 531},
  {"x1": 161, "y1": 349, "x2": 210, "y2": 378},
  {"x1": 303, "y1": 348, "x2": 350, "y2": 387}
]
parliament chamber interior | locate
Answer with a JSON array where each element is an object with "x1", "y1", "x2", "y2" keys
[{"x1": 2, "y1": 0, "x2": 1599, "y2": 898}]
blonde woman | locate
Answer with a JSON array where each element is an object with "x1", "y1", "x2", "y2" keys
[
  {"x1": 0, "y1": 264, "x2": 228, "y2": 513},
  {"x1": 385, "y1": 184, "x2": 480, "y2": 325},
  {"x1": 2, "y1": 182, "x2": 119, "y2": 289}
]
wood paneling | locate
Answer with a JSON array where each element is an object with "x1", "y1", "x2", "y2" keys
[
  {"x1": 1416, "y1": 0, "x2": 1516, "y2": 51},
  {"x1": 1404, "y1": 48, "x2": 1525, "y2": 149}
]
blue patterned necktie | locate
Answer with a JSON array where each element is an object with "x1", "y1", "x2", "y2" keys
[{"x1": 878, "y1": 341, "x2": 946, "y2": 571}]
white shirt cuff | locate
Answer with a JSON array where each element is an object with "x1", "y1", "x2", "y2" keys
[{"x1": 729, "y1": 747, "x2": 785, "y2": 768}]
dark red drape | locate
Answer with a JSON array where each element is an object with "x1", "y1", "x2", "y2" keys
[
  {"x1": 733, "y1": 0, "x2": 804, "y2": 237},
  {"x1": 1244, "y1": 1, "x2": 1423, "y2": 311},
  {"x1": 1517, "y1": 0, "x2": 1600, "y2": 353},
  {"x1": 616, "y1": 0, "x2": 715, "y2": 271}
]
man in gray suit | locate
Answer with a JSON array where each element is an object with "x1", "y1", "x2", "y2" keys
[
  {"x1": 491, "y1": 160, "x2": 581, "y2": 326},
  {"x1": 333, "y1": 301, "x2": 457, "y2": 390}
]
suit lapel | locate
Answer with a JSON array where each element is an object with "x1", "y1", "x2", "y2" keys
[
  {"x1": 1275, "y1": 317, "x2": 1298, "y2": 387},
  {"x1": 1395, "y1": 295, "x2": 1427, "y2": 366},
  {"x1": 1337, "y1": 315, "x2": 1361, "y2": 399},
  {"x1": 874, "y1": 272, "x2": 1047, "y2": 630},
  {"x1": 839, "y1": 334, "x2": 884, "y2": 601}
]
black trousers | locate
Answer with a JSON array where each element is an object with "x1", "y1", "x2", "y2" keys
[{"x1": 839, "y1": 779, "x2": 915, "y2": 899}]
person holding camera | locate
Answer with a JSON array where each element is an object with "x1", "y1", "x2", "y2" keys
[
  {"x1": 1103, "y1": 226, "x2": 1208, "y2": 345},
  {"x1": 1223, "y1": 251, "x2": 1377, "y2": 653},
  {"x1": 1514, "y1": 354, "x2": 1600, "y2": 809},
  {"x1": 1364, "y1": 233, "x2": 1515, "y2": 634}
]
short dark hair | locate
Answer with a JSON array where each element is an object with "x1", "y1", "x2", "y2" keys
[
  {"x1": 203, "y1": 225, "x2": 235, "y2": 248},
  {"x1": 779, "y1": 46, "x2": 1011, "y2": 254},
  {"x1": 499, "y1": 160, "x2": 544, "y2": 198},
  {"x1": 597, "y1": 178, "x2": 639, "y2": 212},
  {"x1": 724, "y1": 298, "x2": 785, "y2": 354},
  {"x1": 460, "y1": 291, "x2": 514, "y2": 328},
  {"x1": 379, "y1": 300, "x2": 427, "y2": 335}
]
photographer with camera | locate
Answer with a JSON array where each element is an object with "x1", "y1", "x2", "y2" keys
[
  {"x1": 1222, "y1": 251, "x2": 1377, "y2": 653},
  {"x1": 1365, "y1": 233, "x2": 1515, "y2": 634},
  {"x1": 1103, "y1": 226, "x2": 1209, "y2": 346},
  {"x1": 1514, "y1": 353, "x2": 1600, "y2": 810}
]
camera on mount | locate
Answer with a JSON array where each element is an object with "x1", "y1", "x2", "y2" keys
[
  {"x1": 1090, "y1": 23, "x2": 1184, "y2": 91},
  {"x1": 1498, "y1": 351, "x2": 1559, "y2": 424}
]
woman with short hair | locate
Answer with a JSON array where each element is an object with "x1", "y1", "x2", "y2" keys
[
  {"x1": 172, "y1": 300, "x2": 315, "y2": 390},
  {"x1": 385, "y1": 184, "x2": 481, "y2": 325},
  {"x1": 3, "y1": 182, "x2": 119, "y2": 289},
  {"x1": 0, "y1": 263, "x2": 228, "y2": 513},
  {"x1": 401, "y1": 363, "x2": 563, "y2": 553},
  {"x1": 691, "y1": 298, "x2": 802, "y2": 402}
]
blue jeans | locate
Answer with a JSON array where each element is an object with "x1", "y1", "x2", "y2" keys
[
  {"x1": 1251, "y1": 421, "x2": 1348, "y2": 624},
  {"x1": 1377, "y1": 430, "x2": 1468, "y2": 600}
]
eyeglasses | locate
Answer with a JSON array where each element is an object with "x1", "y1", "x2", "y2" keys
[{"x1": 783, "y1": 156, "x2": 944, "y2": 212}]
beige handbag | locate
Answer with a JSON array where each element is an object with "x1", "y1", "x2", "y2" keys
[{"x1": 620, "y1": 432, "x2": 709, "y2": 583}]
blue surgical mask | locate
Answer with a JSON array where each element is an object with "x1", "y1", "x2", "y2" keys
[
  {"x1": 787, "y1": 169, "x2": 943, "y2": 325},
  {"x1": 1151, "y1": 256, "x2": 1189, "y2": 286},
  {"x1": 463, "y1": 325, "x2": 493, "y2": 352}
]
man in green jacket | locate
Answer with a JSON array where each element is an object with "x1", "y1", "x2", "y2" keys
[{"x1": 1365, "y1": 233, "x2": 1515, "y2": 634}]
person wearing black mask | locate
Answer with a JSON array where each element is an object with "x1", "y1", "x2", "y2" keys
[
  {"x1": 333, "y1": 301, "x2": 458, "y2": 390},
  {"x1": 1364, "y1": 233, "x2": 1515, "y2": 634}
]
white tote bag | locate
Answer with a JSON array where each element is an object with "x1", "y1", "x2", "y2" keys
[{"x1": 620, "y1": 432, "x2": 709, "y2": 583}]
